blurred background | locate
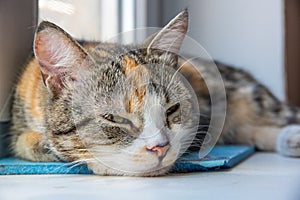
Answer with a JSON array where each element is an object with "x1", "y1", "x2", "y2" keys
[
  {"x1": 38, "y1": 0, "x2": 286, "y2": 100},
  {"x1": 0, "y1": 0, "x2": 299, "y2": 156}
]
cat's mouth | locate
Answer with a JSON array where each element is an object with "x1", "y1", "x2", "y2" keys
[{"x1": 148, "y1": 144, "x2": 170, "y2": 161}]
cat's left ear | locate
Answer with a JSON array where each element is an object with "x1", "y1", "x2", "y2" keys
[
  {"x1": 34, "y1": 21, "x2": 89, "y2": 97},
  {"x1": 145, "y1": 9, "x2": 188, "y2": 62}
]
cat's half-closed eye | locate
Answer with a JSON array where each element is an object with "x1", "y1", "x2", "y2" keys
[
  {"x1": 166, "y1": 103, "x2": 181, "y2": 127},
  {"x1": 166, "y1": 103, "x2": 180, "y2": 116},
  {"x1": 102, "y1": 114, "x2": 132, "y2": 125}
]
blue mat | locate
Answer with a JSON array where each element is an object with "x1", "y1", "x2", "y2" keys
[{"x1": 0, "y1": 145, "x2": 255, "y2": 175}]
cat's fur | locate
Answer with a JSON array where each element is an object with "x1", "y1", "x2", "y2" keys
[{"x1": 10, "y1": 10, "x2": 300, "y2": 176}]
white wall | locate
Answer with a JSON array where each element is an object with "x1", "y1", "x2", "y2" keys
[{"x1": 162, "y1": 0, "x2": 285, "y2": 100}]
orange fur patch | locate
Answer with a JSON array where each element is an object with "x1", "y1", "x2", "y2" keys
[
  {"x1": 135, "y1": 88, "x2": 146, "y2": 103},
  {"x1": 127, "y1": 87, "x2": 146, "y2": 113},
  {"x1": 127, "y1": 99, "x2": 133, "y2": 113},
  {"x1": 122, "y1": 56, "x2": 137, "y2": 75},
  {"x1": 17, "y1": 59, "x2": 43, "y2": 119},
  {"x1": 125, "y1": 63, "x2": 148, "y2": 113},
  {"x1": 24, "y1": 131, "x2": 43, "y2": 147}
]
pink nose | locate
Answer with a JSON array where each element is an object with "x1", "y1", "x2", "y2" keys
[{"x1": 147, "y1": 142, "x2": 170, "y2": 158}]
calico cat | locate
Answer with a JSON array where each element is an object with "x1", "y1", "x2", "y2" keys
[{"x1": 10, "y1": 10, "x2": 300, "y2": 176}]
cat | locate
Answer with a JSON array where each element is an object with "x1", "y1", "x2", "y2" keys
[{"x1": 10, "y1": 10, "x2": 300, "y2": 176}]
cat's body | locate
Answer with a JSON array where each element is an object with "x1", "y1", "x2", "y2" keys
[{"x1": 10, "y1": 10, "x2": 300, "y2": 176}]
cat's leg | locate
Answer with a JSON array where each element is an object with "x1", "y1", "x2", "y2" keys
[
  {"x1": 231, "y1": 125, "x2": 281, "y2": 151},
  {"x1": 223, "y1": 125, "x2": 300, "y2": 157},
  {"x1": 220, "y1": 80, "x2": 300, "y2": 157},
  {"x1": 13, "y1": 131, "x2": 58, "y2": 162},
  {"x1": 11, "y1": 95, "x2": 58, "y2": 162}
]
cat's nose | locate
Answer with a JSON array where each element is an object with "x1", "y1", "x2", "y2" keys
[{"x1": 146, "y1": 142, "x2": 170, "y2": 158}]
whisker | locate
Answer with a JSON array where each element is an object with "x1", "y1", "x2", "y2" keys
[{"x1": 50, "y1": 160, "x2": 84, "y2": 173}]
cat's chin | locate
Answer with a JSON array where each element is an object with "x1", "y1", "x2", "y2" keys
[
  {"x1": 85, "y1": 145, "x2": 180, "y2": 176},
  {"x1": 87, "y1": 162, "x2": 172, "y2": 177}
]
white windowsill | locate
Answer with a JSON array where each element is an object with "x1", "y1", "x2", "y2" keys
[{"x1": 0, "y1": 153, "x2": 299, "y2": 200}]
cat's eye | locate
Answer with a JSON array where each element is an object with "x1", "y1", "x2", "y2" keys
[
  {"x1": 166, "y1": 103, "x2": 181, "y2": 127},
  {"x1": 102, "y1": 114, "x2": 131, "y2": 125},
  {"x1": 166, "y1": 103, "x2": 180, "y2": 116}
]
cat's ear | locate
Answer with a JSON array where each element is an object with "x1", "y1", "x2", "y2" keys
[
  {"x1": 34, "y1": 21, "x2": 88, "y2": 97},
  {"x1": 145, "y1": 9, "x2": 188, "y2": 62}
]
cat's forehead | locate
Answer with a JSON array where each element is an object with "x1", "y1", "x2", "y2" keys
[
  {"x1": 79, "y1": 42, "x2": 186, "y2": 108},
  {"x1": 84, "y1": 42, "x2": 174, "y2": 81},
  {"x1": 86, "y1": 42, "x2": 139, "y2": 63},
  {"x1": 87, "y1": 42, "x2": 174, "y2": 68}
]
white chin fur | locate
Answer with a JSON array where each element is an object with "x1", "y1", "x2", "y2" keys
[
  {"x1": 88, "y1": 162, "x2": 171, "y2": 176},
  {"x1": 276, "y1": 125, "x2": 300, "y2": 157}
]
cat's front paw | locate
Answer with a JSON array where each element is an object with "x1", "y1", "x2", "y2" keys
[{"x1": 277, "y1": 125, "x2": 300, "y2": 157}]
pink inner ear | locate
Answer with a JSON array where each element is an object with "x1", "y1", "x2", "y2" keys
[
  {"x1": 34, "y1": 31, "x2": 65, "y2": 67},
  {"x1": 34, "y1": 28, "x2": 88, "y2": 74},
  {"x1": 33, "y1": 26, "x2": 88, "y2": 97}
]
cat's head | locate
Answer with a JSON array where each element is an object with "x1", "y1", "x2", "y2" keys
[{"x1": 34, "y1": 10, "x2": 199, "y2": 176}]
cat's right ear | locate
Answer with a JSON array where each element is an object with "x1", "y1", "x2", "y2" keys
[
  {"x1": 34, "y1": 21, "x2": 89, "y2": 97},
  {"x1": 144, "y1": 9, "x2": 188, "y2": 62}
]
